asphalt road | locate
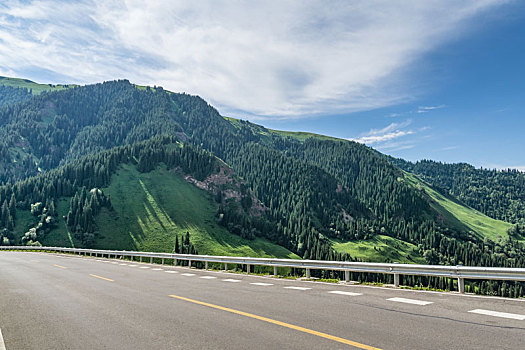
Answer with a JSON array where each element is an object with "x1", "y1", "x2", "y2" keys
[{"x1": 1, "y1": 251, "x2": 524, "y2": 350}]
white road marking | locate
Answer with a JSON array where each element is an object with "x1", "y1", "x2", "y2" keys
[
  {"x1": 119, "y1": 263, "x2": 128, "y2": 266},
  {"x1": 181, "y1": 273, "x2": 196, "y2": 276},
  {"x1": 127, "y1": 265, "x2": 137, "y2": 267},
  {"x1": 165, "y1": 271, "x2": 178, "y2": 274},
  {"x1": 468, "y1": 309, "x2": 525, "y2": 320},
  {"x1": 139, "y1": 266, "x2": 150, "y2": 269},
  {"x1": 250, "y1": 282, "x2": 273, "y2": 286},
  {"x1": 0, "y1": 327, "x2": 6, "y2": 350},
  {"x1": 200, "y1": 276, "x2": 217, "y2": 279},
  {"x1": 387, "y1": 297, "x2": 433, "y2": 306},
  {"x1": 284, "y1": 286, "x2": 311, "y2": 291},
  {"x1": 223, "y1": 279, "x2": 241, "y2": 283},
  {"x1": 152, "y1": 268, "x2": 163, "y2": 271},
  {"x1": 328, "y1": 291, "x2": 362, "y2": 296}
]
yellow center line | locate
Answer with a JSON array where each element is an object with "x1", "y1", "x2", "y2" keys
[
  {"x1": 168, "y1": 294, "x2": 381, "y2": 350},
  {"x1": 89, "y1": 274, "x2": 114, "y2": 282},
  {"x1": 53, "y1": 264, "x2": 67, "y2": 269}
]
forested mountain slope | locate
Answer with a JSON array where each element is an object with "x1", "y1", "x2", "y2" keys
[
  {"x1": 1, "y1": 78, "x2": 524, "y2": 296},
  {"x1": 0, "y1": 85, "x2": 33, "y2": 107},
  {"x1": 392, "y1": 158, "x2": 525, "y2": 226},
  {"x1": 1, "y1": 136, "x2": 297, "y2": 258}
]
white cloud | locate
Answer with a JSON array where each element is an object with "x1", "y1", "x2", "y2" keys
[
  {"x1": 0, "y1": 0, "x2": 506, "y2": 118},
  {"x1": 351, "y1": 130, "x2": 415, "y2": 144},
  {"x1": 438, "y1": 146, "x2": 459, "y2": 151},
  {"x1": 348, "y1": 120, "x2": 417, "y2": 144},
  {"x1": 417, "y1": 105, "x2": 446, "y2": 113}
]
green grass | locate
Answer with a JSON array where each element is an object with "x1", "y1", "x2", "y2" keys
[
  {"x1": 268, "y1": 129, "x2": 343, "y2": 142},
  {"x1": 403, "y1": 172, "x2": 513, "y2": 241},
  {"x1": 41, "y1": 198, "x2": 81, "y2": 247},
  {"x1": 0, "y1": 76, "x2": 75, "y2": 94},
  {"x1": 86, "y1": 164, "x2": 298, "y2": 258},
  {"x1": 224, "y1": 116, "x2": 343, "y2": 143},
  {"x1": 27, "y1": 163, "x2": 298, "y2": 258},
  {"x1": 330, "y1": 235, "x2": 426, "y2": 263}
]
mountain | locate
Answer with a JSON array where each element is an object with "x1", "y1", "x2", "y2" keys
[
  {"x1": 391, "y1": 158, "x2": 525, "y2": 225},
  {"x1": 0, "y1": 77, "x2": 524, "y2": 297}
]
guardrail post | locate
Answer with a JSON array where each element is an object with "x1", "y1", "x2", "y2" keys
[
  {"x1": 247, "y1": 264, "x2": 251, "y2": 273},
  {"x1": 150, "y1": 257, "x2": 153, "y2": 264},
  {"x1": 205, "y1": 261, "x2": 208, "y2": 270},
  {"x1": 188, "y1": 260, "x2": 192, "y2": 268},
  {"x1": 130, "y1": 256, "x2": 133, "y2": 262},
  {"x1": 161, "y1": 258, "x2": 165, "y2": 265},
  {"x1": 174, "y1": 258, "x2": 178, "y2": 266},
  {"x1": 392, "y1": 262, "x2": 400, "y2": 287},
  {"x1": 457, "y1": 265, "x2": 465, "y2": 293},
  {"x1": 306, "y1": 268, "x2": 311, "y2": 279},
  {"x1": 394, "y1": 273, "x2": 400, "y2": 287},
  {"x1": 139, "y1": 256, "x2": 143, "y2": 263},
  {"x1": 273, "y1": 266, "x2": 278, "y2": 276},
  {"x1": 224, "y1": 263, "x2": 228, "y2": 271},
  {"x1": 458, "y1": 277, "x2": 465, "y2": 293},
  {"x1": 345, "y1": 270, "x2": 350, "y2": 282}
]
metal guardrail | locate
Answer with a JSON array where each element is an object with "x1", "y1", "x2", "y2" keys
[{"x1": 2, "y1": 246, "x2": 525, "y2": 293}]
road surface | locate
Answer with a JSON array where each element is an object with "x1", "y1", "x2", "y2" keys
[{"x1": 1, "y1": 251, "x2": 524, "y2": 349}]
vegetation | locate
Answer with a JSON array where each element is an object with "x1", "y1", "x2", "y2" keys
[
  {"x1": 402, "y1": 172, "x2": 513, "y2": 241},
  {"x1": 0, "y1": 78, "x2": 524, "y2": 297},
  {"x1": 392, "y1": 158, "x2": 525, "y2": 225},
  {"x1": 331, "y1": 235, "x2": 426, "y2": 264},
  {"x1": 0, "y1": 76, "x2": 73, "y2": 95}
]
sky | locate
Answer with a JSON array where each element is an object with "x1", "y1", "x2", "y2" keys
[{"x1": 0, "y1": 0, "x2": 524, "y2": 170}]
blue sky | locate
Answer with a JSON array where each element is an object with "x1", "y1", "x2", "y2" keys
[{"x1": 0, "y1": 1, "x2": 524, "y2": 169}]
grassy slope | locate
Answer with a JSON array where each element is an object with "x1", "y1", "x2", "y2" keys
[
  {"x1": 225, "y1": 115, "x2": 513, "y2": 259},
  {"x1": 224, "y1": 116, "x2": 342, "y2": 143},
  {"x1": 0, "y1": 76, "x2": 74, "y2": 94},
  {"x1": 331, "y1": 235, "x2": 426, "y2": 264},
  {"x1": 42, "y1": 164, "x2": 297, "y2": 258},
  {"x1": 268, "y1": 129, "x2": 343, "y2": 142},
  {"x1": 403, "y1": 172, "x2": 513, "y2": 241}
]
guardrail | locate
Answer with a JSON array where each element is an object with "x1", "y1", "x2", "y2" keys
[{"x1": 2, "y1": 246, "x2": 525, "y2": 293}]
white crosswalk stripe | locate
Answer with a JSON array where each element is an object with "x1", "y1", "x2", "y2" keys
[
  {"x1": 387, "y1": 297, "x2": 433, "y2": 306},
  {"x1": 469, "y1": 309, "x2": 525, "y2": 320},
  {"x1": 328, "y1": 291, "x2": 362, "y2": 296},
  {"x1": 284, "y1": 286, "x2": 311, "y2": 291}
]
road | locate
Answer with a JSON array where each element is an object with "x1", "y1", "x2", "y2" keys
[{"x1": 1, "y1": 251, "x2": 524, "y2": 349}]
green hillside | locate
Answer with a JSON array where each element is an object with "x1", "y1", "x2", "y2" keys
[
  {"x1": 403, "y1": 172, "x2": 513, "y2": 241},
  {"x1": 331, "y1": 235, "x2": 425, "y2": 264},
  {"x1": 224, "y1": 116, "x2": 343, "y2": 143},
  {"x1": 2, "y1": 78, "x2": 525, "y2": 297},
  {"x1": 41, "y1": 164, "x2": 297, "y2": 258},
  {"x1": 0, "y1": 76, "x2": 74, "y2": 94}
]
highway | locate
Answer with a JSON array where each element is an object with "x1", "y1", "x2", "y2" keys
[{"x1": 1, "y1": 251, "x2": 524, "y2": 349}]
